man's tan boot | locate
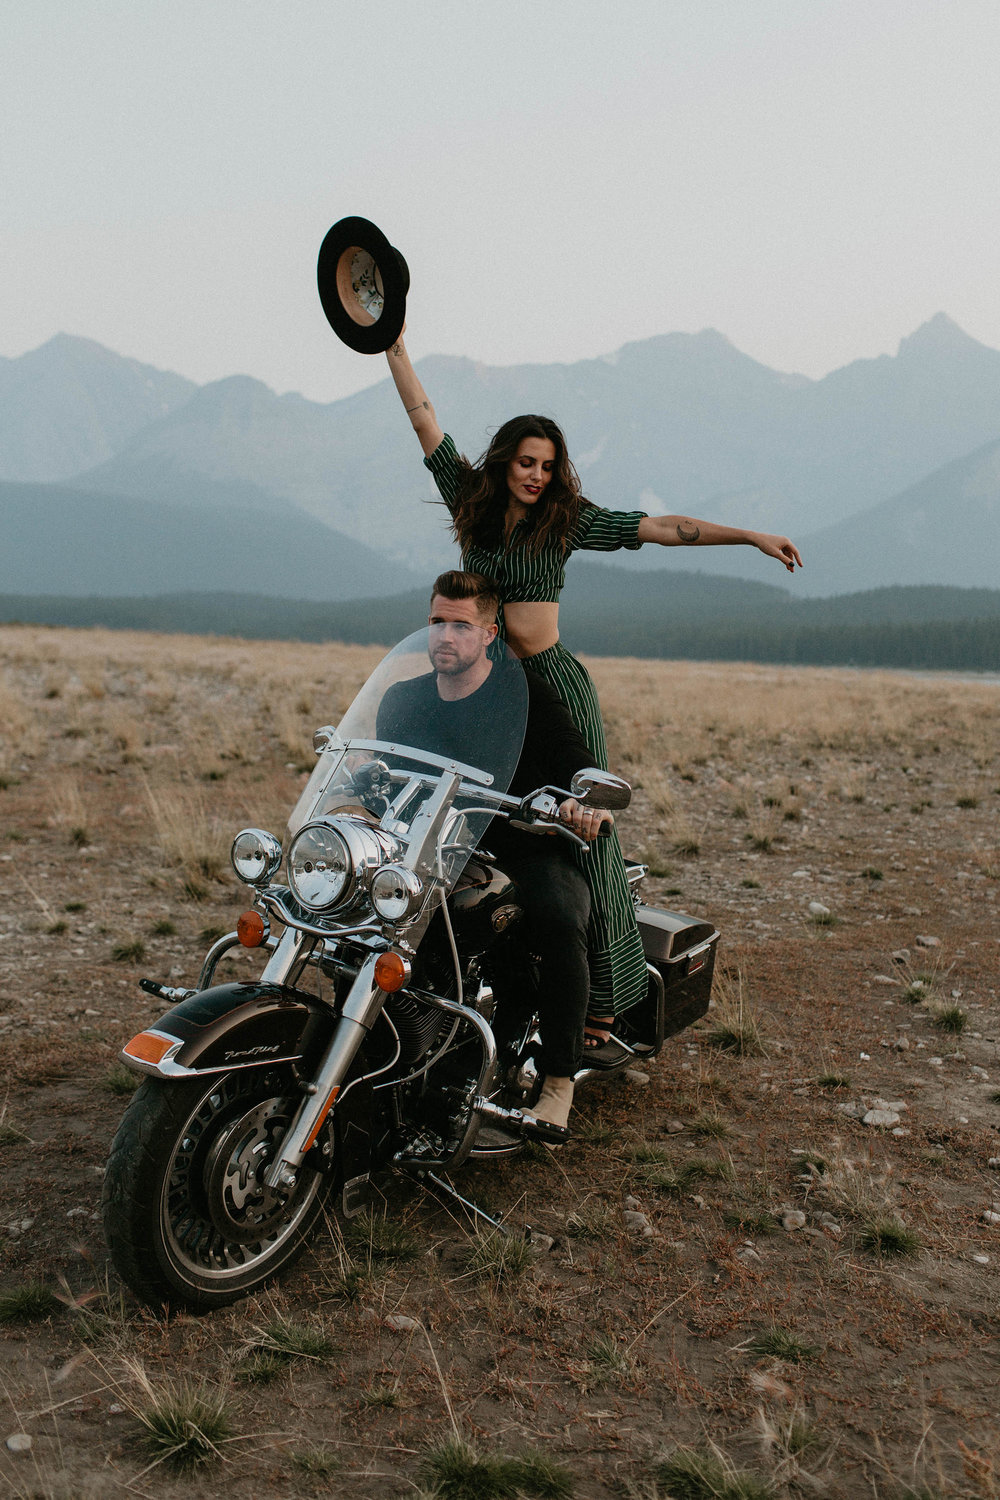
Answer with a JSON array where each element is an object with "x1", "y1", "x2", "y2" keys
[{"x1": 530, "y1": 1075, "x2": 575, "y2": 1130}]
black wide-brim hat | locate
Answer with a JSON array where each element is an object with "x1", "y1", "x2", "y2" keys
[{"x1": 317, "y1": 216, "x2": 410, "y2": 354}]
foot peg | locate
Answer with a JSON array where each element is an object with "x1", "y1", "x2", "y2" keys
[
  {"x1": 474, "y1": 1097, "x2": 572, "y2": 1146},
  {"x1": 520, "y1": 1115, "x2": 570, "y2": 1146}
]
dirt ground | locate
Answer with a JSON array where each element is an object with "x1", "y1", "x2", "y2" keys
[{"x1": 1, "y1": 625, "x2": 998, "y2": 1499}]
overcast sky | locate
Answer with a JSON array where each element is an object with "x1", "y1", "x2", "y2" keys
[{"x1": 4, "y1": 0, "x2": 999, "y2": 403}]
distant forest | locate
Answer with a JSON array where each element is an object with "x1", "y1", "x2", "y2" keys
[{"x1": 2, "y1": 578, "x2": 998, "y2": 673}]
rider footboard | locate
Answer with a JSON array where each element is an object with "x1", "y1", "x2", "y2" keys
[{"x1": 629, "y1": 906, "x2": 719, "y2": 1047}]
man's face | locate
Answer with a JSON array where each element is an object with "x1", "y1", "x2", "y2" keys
[{"x1": 428, "y1": 594, "x2": 496, "y2": 677}]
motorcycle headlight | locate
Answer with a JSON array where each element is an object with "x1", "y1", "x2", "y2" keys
[
  {"x1": 288, "y1": 823, "x2": 351, "y2": 911},
  {"x1": 230, "y1": 828, "x2": 283, "y2": 886},
  {"x1": 371, "y1": 865, "x2": 424, "y2": 923}
]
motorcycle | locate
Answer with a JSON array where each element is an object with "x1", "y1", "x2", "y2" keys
[{"x1": 102, "y1": 630, "x2": 719, "y2": 1311}]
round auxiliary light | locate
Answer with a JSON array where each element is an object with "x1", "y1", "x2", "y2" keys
[
  {"x1": 231, "y1": 828, "x2": 283, "y2": 886},
  {"x1": 288, "y1": 822, "x2": 351, "y2": 911},
  {"x1": 371, "y1": 865, "x2": 424, "y2": 923}
]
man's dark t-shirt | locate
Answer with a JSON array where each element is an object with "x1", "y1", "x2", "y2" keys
[{"x1": 375, "y1": 662, "x2": 595, "y2": 860}]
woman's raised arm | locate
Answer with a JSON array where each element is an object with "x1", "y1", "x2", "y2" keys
[
  {"x1": 637, "y1": 514, "x2": 803, "y2": 573},
  {"x1": 384, "y1": 334, "x2": 445, "y2": 458}
]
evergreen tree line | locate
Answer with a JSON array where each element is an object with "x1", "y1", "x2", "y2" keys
[{"x1": 1, "y1": 592, "x2": 998, "y2": 673}]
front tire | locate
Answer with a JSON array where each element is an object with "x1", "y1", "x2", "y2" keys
[{"x1": 102, "y1": 1067, "x2": 333, "y2": 1311}]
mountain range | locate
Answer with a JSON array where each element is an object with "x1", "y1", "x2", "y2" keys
[{"x1": 2, "y1": 316, "x2": 1000, "y2": 599}]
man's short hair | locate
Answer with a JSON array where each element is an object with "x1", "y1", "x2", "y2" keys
[{"x1": 430, "y1": 570, "x2": 500, "y2": 624}]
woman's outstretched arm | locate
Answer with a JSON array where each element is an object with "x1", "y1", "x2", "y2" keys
[
  {"x1": 383, "y1": 334, "x2": 445, "y2": 458},
  {"x1": 637, "y1": 515, "x2": 803, "y2": 573}
]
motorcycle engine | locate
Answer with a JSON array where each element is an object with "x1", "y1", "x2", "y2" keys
[{"x1": 383, "y1": 992, "x2": 446, "y2": 1064}]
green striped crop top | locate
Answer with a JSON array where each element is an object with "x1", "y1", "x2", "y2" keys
[{"x1": 423, "y1": 434, "x2": 648, "y2": 603}]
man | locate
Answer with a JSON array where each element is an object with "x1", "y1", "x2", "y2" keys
[{"x1": 376, "y1": 570, "x2": 615, "y2": 1134}]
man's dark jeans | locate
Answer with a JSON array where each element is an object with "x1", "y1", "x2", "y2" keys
[{"x1": 491, "y1": 845, "x2": 591, "y2": 1079}]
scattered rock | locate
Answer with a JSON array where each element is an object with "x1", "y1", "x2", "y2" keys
[
  {"x1": 528, "y1": 1231, "x2": 555, "y2": 1253},
  {"x1": 982, "y1": 1211, "x2": 1000, "y2": 1227},
  {"x1": 915, "y1": 934, "x2": 941, "y2": 948},
  {"x1": 624, "y1": 1068, "x2": 650, "y2": 1085},
  {"x1": 735, "y1": 1245, "x2": 761, "y2": 1264},
  {"x1": 893, "y1": 1035, "x2": 911, "y2": 1050},
  {"x1": 384, "y1": 1314, "x2": 419, "y2": 1332},
  {"x1": 663, "y1": 1119, "x2": 686, "y2": 1134},
  {"x1": 989, "y1": 1159, "x2": 1000, "y2": 1171},
  {"x1": 891, "y1": 1127, "x2": 911, "y2": 1137},
  {"x1": 891, "y1": 949, "x2": 911, "y2": 964},
  {"x1": 623, "y1": 1196, "x2": 641, "y2": 1211},
  {"x1": 970, "y1": 1066, "x2": 990, "y2": 1081},
  {"x1": 782, "y1": 1210, "x2": 806, "y2": 1231},
  {"x1": 863, "y1": 1109, "x2": 901, "y2": 1128},
  {"x1": 972, "y1": 1254, "x2": 991, "y2": 1265},
  {"x1": 5, "y1": 1434, "x2": 32, "y2": 1454},
  {"x1": 792, "y1": 869, "x2": 809, "y2": 878},
  {"x1": 808, "y1": 901, "x2": 831, "y2": 917},
  {"x1": 624, "y1": 1211, "x2": 651, "y2": 1233},
  {"x1": 836, "y1": 1101, "x2": 865, "y2": 1118},
  {"x1": 873, "y1": 974, "x2": 900, "y2": 986}
]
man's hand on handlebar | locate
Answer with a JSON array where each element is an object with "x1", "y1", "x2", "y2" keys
[{"x1": 557, "y1": 797, "x2": 614, "y2": 842}]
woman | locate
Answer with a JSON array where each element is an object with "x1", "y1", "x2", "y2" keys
[{"x1": 382, "y1": 332, "x2": 802, "y2": 1056}]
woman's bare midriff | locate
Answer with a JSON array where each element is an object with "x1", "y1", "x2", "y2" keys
[{"x1": 502, "y1": 601, "x2": 561, "y2": 659}]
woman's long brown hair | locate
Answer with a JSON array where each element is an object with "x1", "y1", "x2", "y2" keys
[{"x1": 450, "y1": 415, "x2": 584, "y2": 555}]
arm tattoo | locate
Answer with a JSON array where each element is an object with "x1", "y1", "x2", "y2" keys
[
  {"x1": 406, "y1": 400, "x2": 430, "y2": 414},
  {"x1": 390, "y1": 342, "x2": 403, "y2": 357},
  {"x1": 676, "y1": 521, "x2": 701, "y2": 543}
]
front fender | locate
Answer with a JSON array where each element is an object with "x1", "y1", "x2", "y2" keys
[{"x1": 120, "y1": 981, "x2": 333, "y2": 1080}]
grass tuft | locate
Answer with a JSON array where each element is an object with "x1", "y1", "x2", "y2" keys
[
  {"x1": 655, "y1": 1443, "x2": 774, "y2": 1499},
  {"x1": 246, "y1": 1316, "x2": 336, "y2": 1362},
  {"x1": 418, "y1": 1435, "x2": 574, "y2": 1498},
  {"x1": 567, "y1": 1203, "x2": 618, "y2": 1240},
  {"x1": 703, "y1": 967, "x2": 766, "y2": 1057},
  {"x1": 131, "y1": 1374, "x2": 234, "y2": 1470},
  {"x1": 291, "y1": 1445, "x2": 342, "y2": 1475},
  {"x1": 584, "y1": 1332, "x2": 638, "y2": 1388},
  {"x1": 111, "y1": 938, "x2": 146, "y2": 963},
  {"x1": 857, "y1": 1215, "x2": 922, "y2": 1258},
  {"x1": 930, "y1": 1004, "x2": 966, "y2": 1034},
  {"x1": 467, "y1": 1228, "x2": 534, "y2": 1287},
  {"x1": 347, "y1": 1208, "x2": 421, "y2": 1264},
  {"x1": 101, "y1": 1063, "x2": 138, "y2": 1096},
  {"x1": 816, "y1": 1073, "x2": 850, "y2": 1089},
  {"x1": 745, "y1": 1326, "x2": 820, "y2": 1363},
  {"x1": 0, "y1": 1281, "x2": 59, "y2": 1323}
]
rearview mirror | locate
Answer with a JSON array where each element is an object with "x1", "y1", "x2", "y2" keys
[{"x1": 570, "y1": 768, "x2": 632, "y2": 811}]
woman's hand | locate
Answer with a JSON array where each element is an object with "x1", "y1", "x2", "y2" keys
[
  {"x1": 558, "y1": 798, "x2": 614, "y2": 841},
  {"x1": 747, "y1": 532, "x2": 803, "y2": 572}
]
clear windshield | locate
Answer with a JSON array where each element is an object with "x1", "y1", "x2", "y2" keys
[{"x1": 287, "y1": 630, "x2": 529, "y2": 879}]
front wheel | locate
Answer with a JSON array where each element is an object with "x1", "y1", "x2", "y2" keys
[{"x1": 102, "y1": 1067, "x2": 333, "y2": 1311}]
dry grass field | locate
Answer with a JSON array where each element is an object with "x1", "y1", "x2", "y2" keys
[{"x1": 1, "y1": 623, "x2": 998, "y2": 1500}]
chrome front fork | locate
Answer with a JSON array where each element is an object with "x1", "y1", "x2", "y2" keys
[{"x1": 263, "y1": 951, "x2": 384, "y2": 1190}]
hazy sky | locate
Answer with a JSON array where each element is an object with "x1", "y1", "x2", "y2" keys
[{"x1": 4, "y1": 1, "x2": 999, "y2": 403}]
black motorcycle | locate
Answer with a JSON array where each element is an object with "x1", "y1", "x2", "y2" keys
[{"x1": 102, "y1": 630, "x2": 718, "y2": 1310}]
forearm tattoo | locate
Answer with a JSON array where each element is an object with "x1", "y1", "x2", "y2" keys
[
  {"x1": 676, "y1": 521, "x2": 701, "y2": 543},
  {"x1": 406, "y1": 401, "x2": 430, "y2": 414},
  {"x1": 390, "y1": 342, "x2": 403, "y2": 357}
]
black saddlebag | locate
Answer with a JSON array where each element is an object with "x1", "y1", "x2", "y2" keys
[{"x1": 622, "y1": 905, "x2": 719, "y2": 1052}]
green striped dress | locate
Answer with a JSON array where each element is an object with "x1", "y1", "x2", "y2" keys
[{"x1": 424, "y1": 434, "x2": 650, "y2": 1017}]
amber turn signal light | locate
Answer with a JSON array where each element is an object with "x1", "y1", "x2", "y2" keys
[
  {"x1": 122, "y1": 1031, "x2": 177, "y2": 1065},
  {"x1": 374, "y1": 951, "x2": 411, "y2": 993},
  {"x1": 237, "y1": 910, "x2": 269, "y2": 947}
]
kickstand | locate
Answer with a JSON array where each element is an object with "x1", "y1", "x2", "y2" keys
[{"x1": 407, "y1": 1167, "x2": 526, "y2": 1239}]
